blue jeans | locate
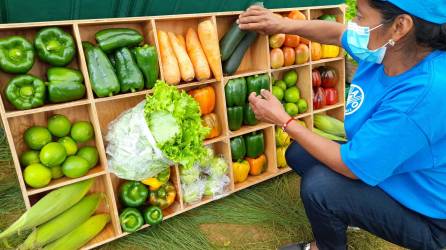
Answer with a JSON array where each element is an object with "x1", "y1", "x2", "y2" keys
[{"x1": 285, "y1": 141, "x2": 446, "y2": 250}]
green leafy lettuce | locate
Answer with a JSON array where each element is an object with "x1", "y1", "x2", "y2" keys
[{"x1": 144, "y1": 81, "x2": 210, "y2": 168}]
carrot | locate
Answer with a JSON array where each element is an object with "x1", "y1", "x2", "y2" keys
[
  {"x1": 197, "y1": 20, "x2": 222, "y2": 81},
  {"x1": 157, "y1": 30, "x2": 180, "y2": 85},
  {"x1": 176, "y1": 34, "x2": 186, "y2": 50},
  {"x1": 186, "y1": 28, "x2": 211, "y2": 81},
  {"x1": 168, "y1": 32, "x2": 195, "y2": 82}
]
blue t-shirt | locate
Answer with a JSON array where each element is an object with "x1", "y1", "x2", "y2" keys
[{"x1": 340, "y1": 30, "x2": 446, "y2": 219}]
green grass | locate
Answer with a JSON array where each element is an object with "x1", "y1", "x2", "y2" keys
[{"x1": 0, "y1": 125, "x2": 399, "y2": 249}]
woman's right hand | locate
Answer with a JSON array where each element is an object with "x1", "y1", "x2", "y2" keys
[{"x1": 238, "y1": 5, "x2": 287, "y2": 35}]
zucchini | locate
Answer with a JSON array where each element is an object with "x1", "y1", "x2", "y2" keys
[
  {"x1": 222, "y1": 31, "x2": 258, "y2": 75},
  {"x1": 220, "y1": 22, "x2": 247, "y2": 61}
]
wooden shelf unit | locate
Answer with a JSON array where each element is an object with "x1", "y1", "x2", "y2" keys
[{"x1": 0, "y1": 4, "x2": 346, "y2": 249}]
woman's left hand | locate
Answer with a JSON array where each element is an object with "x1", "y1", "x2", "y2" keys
[{"x1": 249, "y1": 89, "x2": 291, "y2": 126}]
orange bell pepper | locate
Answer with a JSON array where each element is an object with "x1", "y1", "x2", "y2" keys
[
  {"x1": 246, "y1": 154, "x2": 267, "y2": 176},
  {"x1": 188, "y1": 86, "x2": 215, "y2": 115},
  {"x1": 201, "y1": 113, "x2": 221, "y2": 139}
]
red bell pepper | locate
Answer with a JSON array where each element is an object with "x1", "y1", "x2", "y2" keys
[
  {"x1": 319, "y1": 66, "x2": 338, "y2": 88},
  {"x1": 324, "y1": 87, "x2": 338, "y2": 105},
  {"x1": 313, "y1": 87, "x2": 326, "y2": 110},
  {"x1": 312, "y1": 69, "x2": 321, "y2": 87}
]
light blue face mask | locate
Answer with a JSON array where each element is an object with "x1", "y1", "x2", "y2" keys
[{"x1": 346, "y1": 21, "x2": 395, "y2": 64}]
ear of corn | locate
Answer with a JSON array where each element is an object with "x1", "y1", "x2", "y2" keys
[
  {"x1": 42, "y1": 214, "x2": 111, "y2": 250},
  {"x1": 314, "y1": 114, "x2": 346, "y2": 138},
  {"x1": 313, "y1": 128, "x2": 347, "y2": 142},
  {"x1": 0, "y1": 179, "x2": 94, "y2": 240},
  {"x1": 18, "y1": 192, "x2": 104, "y2": 250}
]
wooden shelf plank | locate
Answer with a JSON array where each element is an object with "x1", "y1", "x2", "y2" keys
[
  {"x1": 204, "y1": 135, "x2": 227, "y2": 145},
  {"x1": 5, "y1": 99, "x2": 91, "y2": 118},
  {"x1": 270, "y1": 63, "x2": 311, "y2": 73},
  {"x1": 311, "y1": 56, "x2": 345, "y2": 65},
  {"x1": 313, "y1": 103, "x2": 345, "y2": 114},
  {"x1": 94, "y1": 90, "x2": 153, "y2": 103},
  {"x1": 176, "y1": 79, "x2": 218, "y2": 90},
  {"x1": 224, "y1": 69, "x2": 270, "y2": 81},
  {"x1": 228, "y1": 122, "x2": 273, "y2": 138}
]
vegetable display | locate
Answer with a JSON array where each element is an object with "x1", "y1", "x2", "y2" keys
[
  {"x1": 314, "y1": 114, "x2": 346, "y2": 138},
  {"x1": 186, "y1": 28, "x2": 211, "y2": 81},
  {"x1": 245, "y1": 132, "x2": 265, "y2": 158},
  {"x1": 0, "y1": 35, "x2": 34, "y2": 73},
  {"x1": 34, "y1": 27, "x2": 75, "y2": 66},
  {"x1": 144, "y1": 206, "x2": 163, "y2": 226}
]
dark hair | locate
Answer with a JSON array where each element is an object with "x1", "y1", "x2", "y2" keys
[{"x1": 369, "y1": 0, "x2": 446, "y2": 51}]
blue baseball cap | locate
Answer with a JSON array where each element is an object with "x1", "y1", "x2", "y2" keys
[{"x1": 381, "y1": 0, "x2": 446, "y2": 24}]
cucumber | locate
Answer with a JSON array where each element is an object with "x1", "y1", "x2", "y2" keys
[
  {"x1": 220, "y1": 22, "x2": 247, "y2": 61},
  {"x1": 223, "y1": 31, "x2": 258, "y2": 75}
]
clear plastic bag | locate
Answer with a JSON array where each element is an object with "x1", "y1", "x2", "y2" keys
[
  {"x1": 182, "y1": 180, "x2": 205, "y2": 205},
  {"x1": 106, "y1": 101, "x2": 171, "y2": 181}
]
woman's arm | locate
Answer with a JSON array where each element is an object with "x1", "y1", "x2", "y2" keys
[
  {"x1": 238, "y1": 5, "x2": 346, "y2": 46},
  {"x1": 249, "y1": 90, "x2": 357, "y2": 179}
]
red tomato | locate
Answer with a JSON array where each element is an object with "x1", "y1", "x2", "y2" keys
[
  {"x1": 313, "y1": 87, "x2": 326, "y2": 110},
  {"x1": 312, "y1": 69, "x2": 321, "y2": 87},
  {"x1": 284, "y1": 34, "x2": 300, "y2": 47},
  {"x1": 324, "y1": 87, "x2": 338, "y2": 105},
  {"x1": 319, "y1": 66, "x2": 339, "y2": 88}
]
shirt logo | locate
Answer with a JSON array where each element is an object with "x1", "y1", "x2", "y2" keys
[{"x1": 345, "y1": 84, "x2": 364, "y2": 115}]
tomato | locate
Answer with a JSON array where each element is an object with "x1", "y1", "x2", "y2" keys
[
  {"x1": 283, "y1": 46, "x2": 295, "y2": 66},
  {"x1": 312, "y1": 69, "x2": 321, "y2": 87},
  {"x1": 284, "y1": 34, "x2": 300, "y2": 47},
  {"x1": 319, "y1": 66, "x2": 339, "y2": 88},
  {"x1": 313, "y1": 87, "x2": 326, "y2": 110},
  {"x1": 300, "y1": 37, "x2": 310, "y2": 45},
  {"x1": 295, "y1": 44, "x2": 309, "y2": 64},
  {"x1": 324, "y1": 87, "x2": 338, "y2": 105},
  {"x1": 269, "y1": 34, "x2": 285, "y2": 49},
  {"x1": 270, "y1": 48, "x2": 284, "y2": 69}
]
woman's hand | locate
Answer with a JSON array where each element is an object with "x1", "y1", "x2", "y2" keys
[
  {"x1": 238, "y1": 5, "x2": 286, "y2": 35},
  {"x1": 248, "y1": 89, "x2": 291, "y2": 126}
]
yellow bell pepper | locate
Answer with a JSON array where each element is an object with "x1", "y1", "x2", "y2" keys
[
  {"x1": 276, "y1": 146, "x2": 289, "y2": 168},
  {"x1": 141, "y1": 167, "x2": 171, "y2": 191},
  {"x1": 232, "y1": 160, "x2": 250, "y2": 183},
  {"x1": 321, "y1": 44, "x2": 340, "y2": 58}
]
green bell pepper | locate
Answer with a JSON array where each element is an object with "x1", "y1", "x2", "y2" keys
[
  {"x1": 119, "y1": 181, "x2": 149, "y2": 207},
  {"x1": 47, "y1": 67, "x2": 85, "y2": 103},
  {"x1": 95, "y1": 28, "x2": 143, "y2": 53},
  {"x1": 82, "y1": 42, "x2": 120, "y2": 97},
  {"x1": 34, "y1": 27, "x2": 75, "y2": 66},
  {"x1": 47, "y1": 81, "x2": 86, "y2": 103},
  {"x1": 244, "y1": 131, "x2": 265, "y2": 158},
  {"x1": 115, "y1": 47, "x2": 144, "y2": 93},
  {"x1": 108, "y1": 53, "x2": 116, "y2": 68},
  {"x1": 0, "y1": 35, "x2": 34, "y2": 74},
  {"x1": 47, "y1": 67, "x2": 84, "y2": 83},
  {"x1": 119, "y1": 208, "x2": 144, "y2": 233},
  {"x1": 318, "y1": 14, "x2": 337, "y2": 22},
  {"x1": 243, "y1": 104, "x2": 258, "y2": 126},
  {"x1": 143, "y1": 206, "x2": 163, "y2": 226},
  {"x1": 230, "y1": 136, "x2": 246, "y2": 162},
  {"x1": 227, "y1": 106, "x2": 243, "y2": 131},
  {"x1": 133, "y1": 44, "x2": 159, "y2": 89},
  {"x1": 6, "y1": 75, "x2": 45, "y2": 110},
  {"x1": 246, "y1": 74, "x2": 270, "y2": 96},
  {"x1": 225, "y1": 77, "x2": 247, "y2": 107}
]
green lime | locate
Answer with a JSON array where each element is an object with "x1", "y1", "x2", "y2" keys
[
  {"x1": 62, "y1": 156, "x2": 90, "y2": 178},
  {"x1": 24, "y1": 163, "x2": 52, "y2": 188},
  {"x1": 58, "y1": 137, "x2": 78, "y2": 156},
  {"x1": 284, "y1": 87, "x2": 300, "y2": 103},
  {"x1": 297, "y1": 99, "x2": 308, "y2": 114},
  {"x1": 272, "y1": 86, "x2": 284, "y2": 101},
  {"x1": 284, "y1": 103, "x2": 299, "y2": 116},
  {"x1": 50, "y1": 166, "x2": 64, "y2": 179},
  {"x1": 40, "y1": 142, "x2": 67, "y2": 167},
  {"x1": 283, "y1": 70, "x2": 298, "y2": 88},
  {"x1": 77, "y1": 146, "x2": 99, "y2": 169},
  {"x1": 24, "y1": 126, "x2": 52, "y2": 150},
  {"x1": 71, "y1": 121, "x2": 94, "y2": 143},
  {"x1": 47, "y1": 114, "x2": 72, "y2": 137},
  {"x1": 19, "y1": 150, "x2": 40, "y2": 167},
  {"x1": 274, "y1": 80, "x2": 287, "y2": 91}
]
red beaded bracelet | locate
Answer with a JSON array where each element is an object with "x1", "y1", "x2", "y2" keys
[{"x1": 281, "y1": 117, "x2": 295, "y2": 132}]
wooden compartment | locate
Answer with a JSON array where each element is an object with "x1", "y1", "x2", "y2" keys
[
  {"x1": 233, "y1": 125, "x2": 277, "y2": 191},
  {"x1": 310, "y1": 7, "x2": 345, "y2": 23},
  {"x1": 0, "y1": 24, "x2": 89, "y2": 115},
  {"x1": 28, "y1": 174, "x2": 119, "y2": 249},
  {"x1": 154, "y1": 15, "x2": 222, "y2": 85},
  {"x1": 216, "y1": 15, "x2": 269, "y2": 76},
  {"x1": 271, "y1": 65, "x2": 312, "y2": 116},
  {"x1": 77, "y1": 19, "x2": 158, "y2": 100},
  {"x1": 7, "y1": 103, "x2": 107, "y2": 196},
  {"x1": 312, "y1": 59, "x2": 345, "y2": 112}
]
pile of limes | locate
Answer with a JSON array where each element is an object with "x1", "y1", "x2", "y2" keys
[
  {"x1": 20, "y1": 114, "x2": 99, "y2": 188},
  {"x1": 271, "y1": 70, "x2": 308, "y2": 116}
]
